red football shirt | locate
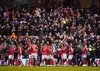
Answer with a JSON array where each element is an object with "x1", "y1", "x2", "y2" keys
[
  {"x1": 68, "y1": 47, "x2": 73, "y2": 55},
  {"x1": 47, "y1": 45, "x2": 53, "y2": 55},
  {"x1": 61, "y1": 46, "x2": 67, "y2": 54},
  {"x1": 82, "y1": 46, "x2": 87, "y2": 55},
  {"x1": 8, "y1": 47, "x2": 14, "y2": 55},
  {"x1": 17, "y1": 47, "x2": 22, "y2": 56},
  {"x1": 41, "y1": 45, "x2": 47, "y2": 55},
  {"x1": 31, "y1": 44, "x2": 38, "y2": 54}
]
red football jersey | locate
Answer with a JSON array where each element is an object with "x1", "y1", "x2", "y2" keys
[
  {"x1": 68, "y1": 47, "x2": 73, "y2": 55},
  {"x1": 47, "y1": 45, "x2": 53, "y2": 55},
  {"x1": 41, "y1": 45, "x2": 47, "y2": 55},
  {"x1": 8, "y1": 47, "x2": 15, "y2": 55},
  {"x1": 82, "y1": 46, "x2": 87, "y2": 55},
  {"x1": 17, "y1": 47, "x2": 22, "y2": 56},
  {"x1": 31, "y1": 44, "x2": 38, "y2": 54},
  {"x1": 61, "y1": 46, "x2": 67, "y2": 54}
]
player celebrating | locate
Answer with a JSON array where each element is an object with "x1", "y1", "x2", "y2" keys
[
  {"x1": 30, "y1": 43, "x2": 38, "y2": 67},
  {"x1": 68, "y1": 43, "x2": 73, "y2": 66},
  {"x1": 17, "y1": 44, "x2": 23, "y2": 66},
  {"x1": 82, "y1": 44, "x2": 88, "y2": 66},
  {"x1": 27, "y1": 43, "x2": 32, "y2": 67},
  {"x1": 8, "y1": 44, "x2": 15, "y2": 66},
  {"x1": 46, "y1": 42, "x2": 54, "y2": 66},
  {"x1": 41, "y1": 44, "x2": 47, "y2": 66},
  {"x1": 61, "y1": 44, "x2": 67, "y2": 66}
]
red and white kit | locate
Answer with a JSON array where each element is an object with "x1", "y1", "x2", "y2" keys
[
  {"x1": 68, "y1": 46, "x2": 73, "y2": 60},
  {"x1": 61, "y1": 46, "x2": 67, "y2": 60},
  {"x1": 46, "y1": 45, "x2": 54, "y2": 59},
  {"x1": 30, "y1": 44, "x2": 38, "y2": 59},
  {"x1": 17, "y1": 47, "x2": 22, "y2": 60},
  {"x1": 41, "y1": 45, "x2": 48, "y2": 60},
  {"x1": 8, "y1": 46, "x2": 15, "y2": 60},
  {"x1": 82, "y1": 45, "x2": 87, "y2": 58}
]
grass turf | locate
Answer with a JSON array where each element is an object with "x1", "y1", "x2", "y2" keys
[{"x1": 0, "y1": 66, "x2": 100, "y2": 71}]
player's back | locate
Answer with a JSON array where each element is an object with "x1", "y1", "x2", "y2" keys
[
  {"x1": 61, "y1": 46, "x2": 67, "y2": 54},
  {"x1": 8, "y1": 47, "x2": 14, "y2": 55}
]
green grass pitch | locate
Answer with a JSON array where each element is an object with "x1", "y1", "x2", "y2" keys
[{"x1": 0, "y1": 66, "x2": 100, "y2": 71}]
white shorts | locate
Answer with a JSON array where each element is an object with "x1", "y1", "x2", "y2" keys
[
  {"x1": 83, "y1": 54, "x2": 87, "y2": 58},
  {"x1": 9, "y1": 55, "x2": 14, "y2": 60},
  {"x1": 68, "y1": 55, "x2": 73, "y2": 60},
  {"x1": 31, "y1": 54, "x2": 37, "y2": 59},
  {"x1": 46, "y1": 55, "x2": 54, "y2": 59},
  {"x1": 42, "y1": 55, "x2": 47, "y2": 60},
  {"x1": 62, "y1": 54, "x2": 67, "y2": 59},
  {"x1": 18, "y1": 55, "x2": 22, "y2": 60},
  {"x1": 29, "y1": 54, "x2": 31, "y2": 59}
]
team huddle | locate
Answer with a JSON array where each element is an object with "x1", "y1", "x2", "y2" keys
[{"x1": 8, "y1": 42, "x2": 98, "y2": 67}]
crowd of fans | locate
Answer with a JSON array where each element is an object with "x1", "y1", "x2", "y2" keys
[{"x1": 0, "y1": 1, "x2": 100, "y2": 66}]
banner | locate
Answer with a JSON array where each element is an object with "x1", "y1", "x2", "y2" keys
[
  {"x1": 0, "y1": 58, "x2": 100, "y2": 66},
  {"x1": 22, "y1": 59, "x2": 29, "y2": 66},
  {"x1": 21, "y1": 58, "x2": 100, "y2": 66},
  {"x1": 95, "y1": 58, "x2": 100, "y2": 66}
]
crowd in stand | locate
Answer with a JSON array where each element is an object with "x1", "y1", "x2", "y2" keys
[{"x1": 0, "y1": 1, "x2": 100, "y2": 66}]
